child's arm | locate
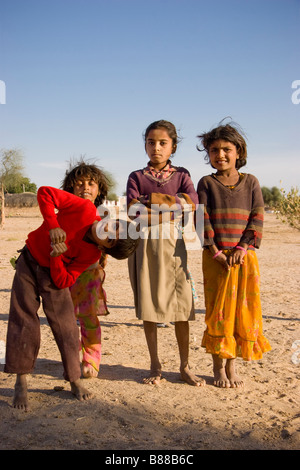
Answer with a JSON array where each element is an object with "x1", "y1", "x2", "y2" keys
[
  {"x1": 208, "y1": 244, "x2": 230, "y2": 270},
  {"x1": 240, "y1": 176, "x2": 264, "y2": 248},
  {"x1": 197, "y1": 178, "x2": 215, "y2": 248},
  {"x1": 37, "y1": 187, "x2": 74, "y2": 258},
  {"x1": 128, "y1": 193, "x2": 193, "y2": 226},
  {"x1": 37, "y1": 186, "x2": 70, "y2": 231},
  {"x1": 228, "y1": 178, "x2": 264, "y2": 266},
  {"x1": 37, "y1": 186, "x2": 101, "y2": 287},
  {"x1": 127, "y1": 170, "x2": 197, "y2": 225},
  {"x1": 145, "y1": 171, "x2": 198, "y2": 211},
  {"x1": 49, "y1": 253, "x2": 100, "y2": 289},
  {"x1": 228, "y1": 177, "x2": 264, "y2": 266},
  {"x1": 178, "y1": 170, "x2": 199, "y2": 207},
  {"x1": 37, "y1": 185, "x2": 96, "y2": 229},
  {"x1": 197, "y1": 177, "x2": 230, "y2": 270}
]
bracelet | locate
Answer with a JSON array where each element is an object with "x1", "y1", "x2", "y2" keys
[
  {"x1": 212, "y1": 250, "x2": 222, "y2": 259},
  {"x1": 236, "y1": 246, "x2": 247, "y2": 254}
]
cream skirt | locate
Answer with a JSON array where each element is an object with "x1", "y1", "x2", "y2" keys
[{"x1": 128, "y1": 221, "x2": 195, "y2": 323}]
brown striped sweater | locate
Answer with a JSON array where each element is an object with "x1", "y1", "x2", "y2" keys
[{"x1": 197, "y1": 173, "x2": 264, "y2": 250}]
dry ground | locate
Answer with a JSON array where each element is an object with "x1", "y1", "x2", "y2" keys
[{"x1": 0, "y1": 207, "x2": 299, "y2": 451}]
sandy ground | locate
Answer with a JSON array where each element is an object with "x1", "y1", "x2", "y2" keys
[{"x1": 0, "y1": 207, "x2": 299, "y2": 451}]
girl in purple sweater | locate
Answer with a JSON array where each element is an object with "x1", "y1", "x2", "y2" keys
[{"x1": 126, "y1": 120, "x2": 205, "y2": 387}]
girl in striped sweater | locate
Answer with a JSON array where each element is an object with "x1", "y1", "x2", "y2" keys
[{"x1": 197, "y1": 121, "x2": 271, "y2": 388}]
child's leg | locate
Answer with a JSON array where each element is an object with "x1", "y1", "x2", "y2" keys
[
  {"x1": 225, "y1": 358, "x2": 244, "y2": 388},
  {"x1": 142, "y1": 321, "x2": 162, "y2": 384},
  {"x1": 71, "y1": 266, "x2": 107, "y2": 378},
  {"x1": 37, "y1": 262, "x2": 86, "y2": 388},
  {"x1": 78, "y1": 315, "x2": 101, "y2": 378},
  {"x1": 70, "y1": 379, "x2": 94, "y2": 400},
  {"x1": 41, "y1": 287, "x2": 82, "y2": 383},
  {"x1": 13, "y1": 374, "x2": 29, "y2": 411},
  {"x1": 212, "y1": 354, "x2": 231, "y2": 388},
  {"x1": 41, "y1": 283, "x2": 94, "y2": 400},
  {"x1": 212, "y1": 355, "x2": 243, "y2": 388},
  {"x1": 175, "y1": 321, "x2": 205, "y2": 387},
  {"x1": 5, "y1": 253, "x2": 41, "y2": 375}
]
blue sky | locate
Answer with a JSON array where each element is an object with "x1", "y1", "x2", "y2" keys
[{"x1": 1, "y1": 0, "x2": 299, "y2": 196}]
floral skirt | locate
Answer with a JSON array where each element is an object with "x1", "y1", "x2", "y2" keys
[
  {"x1": 69, "y1": 265, "x2": 109, "y2": 372},
  {"x1": 202, "y1": 249, "x2": 271, "y2": 361},
  {"x1": 70, "y1": 265, "x2": 109, "y2": 318}
]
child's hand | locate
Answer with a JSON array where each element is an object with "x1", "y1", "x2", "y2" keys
[
  {"x1": 214, "y1": 252, "x2": 230, "y2": 271},
  {"x1": 49, "y1": 227, "x2": 67, "y2": 244},
  {"x1": 50, "y1": 241, "x2": 68, "y2": 257},
  {"x1": 138, "y1": 195, "x2": 149, "y2": 205},
  {"x1": 218, "y1": 253, "x2": 230, "y2": 271},
  {"x1": 228, "y1": 249, "x2": 246, "y2": 266}
]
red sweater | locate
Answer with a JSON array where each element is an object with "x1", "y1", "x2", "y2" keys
[{"x1": 26, "y1": 187, "x2": 101, "y2": 289}]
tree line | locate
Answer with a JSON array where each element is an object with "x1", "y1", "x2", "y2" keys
[
  {"x1": 0, "y1": 148, "x2": 118, "y2": 197},
  {"x1": 0, "y1": 149, "x2": 119, "y2": 226},
  {"x1": 1, "y1": 148, "x2": 299, "y2": 229}
]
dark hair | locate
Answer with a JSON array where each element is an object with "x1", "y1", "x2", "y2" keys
[
  {"x1": 196, "y1": 119, "x2": 247, "y2": 169},
  {"x1": 61, "y1": 158, "x2": 111, "y2": 206},
  {"x1": 144, "y1": 120, "x2": 180, "y2": 155},
  {"x1": 102, "y1": 220, "x2": 140, "y2": 260}
]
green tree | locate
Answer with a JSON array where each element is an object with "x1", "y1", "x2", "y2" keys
[
  {"x1": 0, "y1": 149, "x2": 37, "y2": 227},
  {"x1": 7, "y1": 176, "x2": 37, "y2": 194},
  {"x1": 107, "y1": 192, "x2": 119, "y2": 202},
  {"x1": 261, "y1": 186, "x2": 282, "y2": 208},
  {"x1": 1, "y1": 149, "x2": 24, "y2": 191},
  {"x1": 0, "y1": 149, "x2": 37, "y2": 193},
  {"x1": 104, "y1": 170, "x2": 119, "y2": 200}
]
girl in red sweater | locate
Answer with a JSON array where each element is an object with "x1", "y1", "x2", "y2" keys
[
  {"x1": 5, "y1": 184, "x2": 137, "y2": 410},
  {"x1": 62, "y1": 161, "x2": 111, "y2": 379}
]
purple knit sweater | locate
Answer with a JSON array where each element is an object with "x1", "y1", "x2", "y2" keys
[{"x1": 126, "y1": 166, "x2": 198, "y2": 207}]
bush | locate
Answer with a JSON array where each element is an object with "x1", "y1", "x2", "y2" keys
[
  {"x1": 261, "y1": 186, "x2": 282, "y2": 208},
  {"x1": 276, "y1": 187, "x2": 300, "y2": 230}
]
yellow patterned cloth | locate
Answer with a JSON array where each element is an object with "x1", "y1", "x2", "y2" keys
[{"x1": 201, "y1": 249, "x2": 271, "y2": 361}]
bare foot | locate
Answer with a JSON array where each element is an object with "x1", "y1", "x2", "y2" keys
[
  {"x1": 70, "y1": 379, "x2": 94, "y2": 400},
  {"x1": 213, "y1": 367, "x2": 231, "y2": 388},
  {"x1": 143, "y1": 369, "x2": 162, "y2": 385},
  {"x1": 13, "y1": 374, "x2": 29, "y2": 411},
  {"x1": 180, "y1": 365, "x2": 206, "y2": 387},
  {"x1": 212, "y1": 355, "x2": 230, "y2": 388},
  {"x1": 225, "y1": 359, "x2": 244, "y2": 388},
  {"x1": 82, "y1": 364, "x2": 98, "y2": 378}
]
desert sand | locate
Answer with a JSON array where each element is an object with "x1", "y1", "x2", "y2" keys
[{"x1": 0, "y1": 207, "x2": 299, "y2": 451}]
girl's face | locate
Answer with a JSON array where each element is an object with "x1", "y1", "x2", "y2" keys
[
  {"x1": 145, "y1": 128, "x2": 174, "y2": 170},
  {"x1": 90, "y1": 219, "x2": 120, "y2": 249},
  {"x1": 73, "y1": 177, "x2": 99, "y2": 203},
  {"x1": 208, "y1": 139, "x2": 239, "y2": 173}
]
